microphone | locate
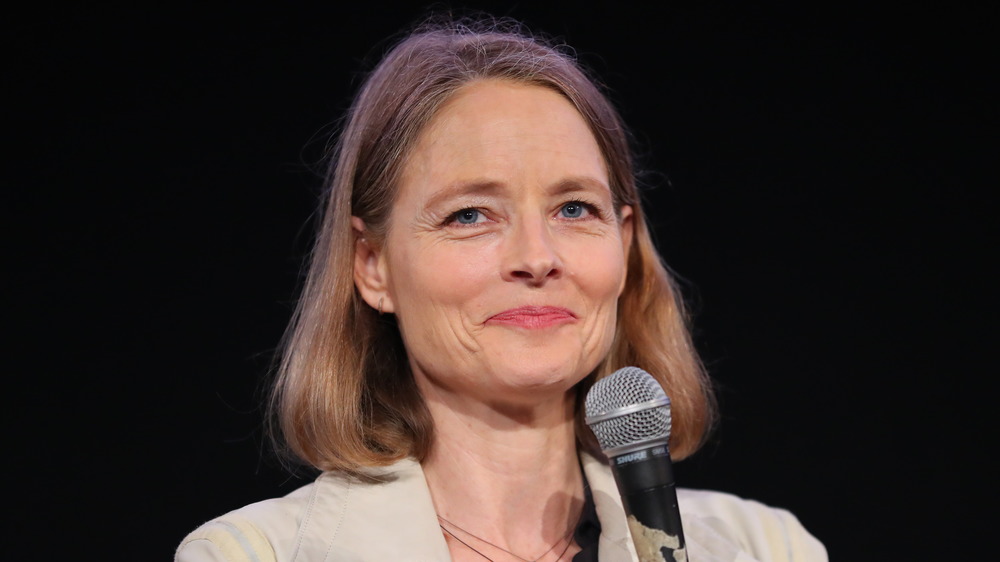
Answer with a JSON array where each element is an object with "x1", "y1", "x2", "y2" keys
[{"x1": 585, "y1": 366, "x2": 687, "y2": 562}]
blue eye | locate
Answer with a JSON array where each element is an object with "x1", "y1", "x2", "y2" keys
[
  {"x1": 560, "y1": 202, "x2": 587, "y2": 218},
  {"x1": 453, "y1": 208, "x2": 481, "y2": 224}
]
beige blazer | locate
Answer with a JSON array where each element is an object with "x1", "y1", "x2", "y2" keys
[{"x1": 176, "y1": 453, "x2": 826, "y2": 562}]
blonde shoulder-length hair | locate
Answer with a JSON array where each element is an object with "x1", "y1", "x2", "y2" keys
[{"x1": 270, "y1": 19, "x2": 715, "y2": 477}]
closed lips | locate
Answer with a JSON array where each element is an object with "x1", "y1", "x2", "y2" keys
[{"x1": 487, "y1": 306, "x2": 576, "y2": 327}]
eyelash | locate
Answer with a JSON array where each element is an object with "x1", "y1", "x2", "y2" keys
[
  {"x1": 443, "y1": 200, "x2": 603, "y2": 227},
  {"x1": 559, "y1": 200, "x2": 597, "y2": 219},
  {"x1": 446, "y1": 208, "x2": 487, "y2": 226}
]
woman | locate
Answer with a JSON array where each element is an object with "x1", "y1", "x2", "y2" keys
[{"x1": 177, "y1": 18, "x2": 826, "y2": 562}]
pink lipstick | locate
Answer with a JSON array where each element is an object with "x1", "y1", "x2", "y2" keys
[{"x1": 487, "y1": 306, "x2": 577, "y2": 329}]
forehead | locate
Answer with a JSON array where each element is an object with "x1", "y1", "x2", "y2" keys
[{"x1": 397, "y1": 80, "x2": 609, "y2": 199}]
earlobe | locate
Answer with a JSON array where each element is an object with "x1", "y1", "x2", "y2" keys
[
  {"x1": 351, "y1": 216, "x2": 395, "y2": 313},
  {"x1": 619, "y1": 206, "x2": 634, "y2": 259},
  {"x1": 618, "y1": 206, "x2": 635, "y2": 295}
]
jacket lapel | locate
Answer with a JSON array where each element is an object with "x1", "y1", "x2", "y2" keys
[
  {"x1": 582, "y1": 453, "x2": 641, "y2": 561},
  {"x1": 292, "y1": 459, "x2": 451, "y2": 561}
]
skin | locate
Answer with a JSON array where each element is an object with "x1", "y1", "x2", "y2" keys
[{"x1": 353, "y1": 80, "x2": 633, "y2": 560}]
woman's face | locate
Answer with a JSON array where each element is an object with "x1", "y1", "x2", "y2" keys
[{"x1": 355, "y1": 80, "x2": 633, "y2": 406}]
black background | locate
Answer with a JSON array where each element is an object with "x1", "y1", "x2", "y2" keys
[{"x1": 7, "y1": 3, "x2": 993, "y2": 560}]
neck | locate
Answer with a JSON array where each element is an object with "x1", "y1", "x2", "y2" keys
[{"x1": 419, "y1": 381, "x2": 584, "y2": 560}]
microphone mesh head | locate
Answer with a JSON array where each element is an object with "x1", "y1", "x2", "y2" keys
[{"x1": 584, "y1": 366, "x2": 672, "y2": 454}]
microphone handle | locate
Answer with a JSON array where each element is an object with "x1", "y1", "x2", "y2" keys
[{"x1": 611, "y1": 445, "x2": 686, "y2": 560}]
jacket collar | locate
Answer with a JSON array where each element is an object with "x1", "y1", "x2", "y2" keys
[{"x1": 292, "y1": 453, "x2": 639, "y2": 561}]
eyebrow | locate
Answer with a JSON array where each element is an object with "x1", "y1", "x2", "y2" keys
[
  {"x1": 423, "y1": 175, "x2": 611, "y2": 210},
  {"x1": 549, "y1": 176, "x2": 612, "y2": 197},
  {"x1": 423, "y1": 179, "x2": 505, "y2": 211}
]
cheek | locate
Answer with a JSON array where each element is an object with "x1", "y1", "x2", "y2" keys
[
  {"x1": 576, "y1": 243, "x2": 628, "y2": 350},
  {"x1": 387, "y1": 241, "x2": 500, "y2": 381},
  {"x1": 573, "y1": 242, "x2": 627, "y2": 303},
  {"x1": 389, "y1": 241, "x2": 496, "y2": 330}
]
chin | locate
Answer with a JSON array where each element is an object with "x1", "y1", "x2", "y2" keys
[{"x1": 488, "y1": 356, "x2": 591, "y2": 395}]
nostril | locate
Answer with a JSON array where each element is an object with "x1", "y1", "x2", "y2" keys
[{"x1": 507, "y1": 261, "x2": 561, "y2": 284}]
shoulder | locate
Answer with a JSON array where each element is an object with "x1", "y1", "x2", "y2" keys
[
  {"x1": 678, "y1": 488, "x2": 828, "y2": 562},
  {"x1": 174, "y1": 473, "x2": 346, "y2": 562},
  {"x1": 175, "y1": 459, "x2": 448, "y2": 562}
]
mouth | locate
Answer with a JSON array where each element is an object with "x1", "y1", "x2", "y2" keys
[{"x1": 486, "y1": 306, "x2": 577, "y2": 329}]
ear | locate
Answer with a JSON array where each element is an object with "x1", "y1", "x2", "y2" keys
[
  {"x1": 352, "y1": 216, "x2": 395, "y2": 314},
  {"x1": 618, "y1": 205, "x2": 634, "y2": 296}
]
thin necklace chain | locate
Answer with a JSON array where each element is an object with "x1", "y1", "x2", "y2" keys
[
  {"x1": 437, "y1": 510, "x2": 580, "y2": 562},
  {"x1": 440, "y1": 524, "x2": 575, "y2": 562}
]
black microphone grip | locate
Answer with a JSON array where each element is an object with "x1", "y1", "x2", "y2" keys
[{"x1": 610, "y1": 445, "x2": 686, "y2": 561}]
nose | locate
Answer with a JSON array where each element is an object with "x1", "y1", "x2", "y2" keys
[{"x1": 501, "y1": 215, "x2": 563, "y2": 285}]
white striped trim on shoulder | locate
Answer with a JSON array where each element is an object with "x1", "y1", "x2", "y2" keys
[{"x1": 178, "y1": 517, "x2": 277, "y2": 562}]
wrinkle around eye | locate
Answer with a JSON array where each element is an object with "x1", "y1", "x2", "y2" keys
[{"x1": 555, "y1": 196, "x2": 614, "y2": 222}]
